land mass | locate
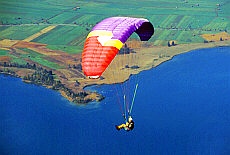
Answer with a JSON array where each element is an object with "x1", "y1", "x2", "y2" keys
[{"x1": 0, "y1": 35, "x2": 229, "y2": 104}]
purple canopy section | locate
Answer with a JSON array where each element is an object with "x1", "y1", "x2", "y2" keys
[{"x1": 92, "y1": 17, "x2": 154, "y2": 43}]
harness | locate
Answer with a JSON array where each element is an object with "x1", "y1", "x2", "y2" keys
[{"x1": 125, "y1": 120, "x2": 134, "y2": 131}]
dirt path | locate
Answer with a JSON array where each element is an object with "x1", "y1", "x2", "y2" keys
[{"x1": 23, "y1": 25, "x2": 57, "y2": 42}]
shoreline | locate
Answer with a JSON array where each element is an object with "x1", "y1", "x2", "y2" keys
[{"x1": 1, "y1": 40, "x2": 230, "y2": 104}]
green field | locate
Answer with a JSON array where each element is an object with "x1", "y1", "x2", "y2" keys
[
  {"x1": 19, "y1": 48, "x2": 63, "y2": 69},
  {"x1": 0, "y1": 25, "x2": 47, "y2": 40},
  {"x1": 0, "y1": 0, "x2": 229, "y2": 49},
  {"x1": 0, "y1": 49, "x2": 9, "y2": 56}
]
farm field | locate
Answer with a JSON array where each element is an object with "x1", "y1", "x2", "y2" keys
[
  {"x1": 1, "y1": 0, "x2": 229, "y2": 46},
  {"x1": 0, "y1": 0, "x2": 230, "y2": 103}
]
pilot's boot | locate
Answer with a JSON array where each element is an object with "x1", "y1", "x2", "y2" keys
[
  {"x1": 115, "y1": 124, "x2": 126, "y2": 130},
  {"x1": 115, "y1": 125, "x2": 121, "y2": 130}
]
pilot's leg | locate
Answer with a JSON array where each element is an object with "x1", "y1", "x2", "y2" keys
[{"x1": 115, "y1": 124, "x2": 126, "y2": 130}]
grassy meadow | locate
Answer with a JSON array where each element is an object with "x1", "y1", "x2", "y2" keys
[{"x1": 0, "y1": 0, "x2": 229, "y2": 66}]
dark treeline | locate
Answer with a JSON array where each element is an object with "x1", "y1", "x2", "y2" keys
[
  {"x1": 68, "y1": 63, "x2": 82, "y2": 70},
  {"x1": 22, "y1": 67, "x2": 55, "y2": 86},
  {"x1": 156, "y1": 25, "x2": 228, "y2": 32},
  {"x1": 0, "y1": 61, "x2": 92, "y2": 104},
  {"x1": 0, "y1": 62, "x2": 37, "y2": 69}
]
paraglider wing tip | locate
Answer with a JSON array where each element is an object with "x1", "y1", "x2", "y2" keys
[
  {"x1": 88, "y1": 75, "x2": 100, "y2": 79},
  {"x1": 135, "y1": 22, "x2": 154, "y2": 41}
]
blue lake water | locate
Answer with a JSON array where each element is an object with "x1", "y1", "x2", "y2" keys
[{"x1": 0, "y1": 46, "x2": 230, "y2": 155}]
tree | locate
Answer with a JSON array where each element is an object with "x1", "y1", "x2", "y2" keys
[
  {"x1": 3, "y1": 62, "x2": 7, "y2": 67},
  {"x1": 75, "y1": 80, "x2": 80, "y2": 86},
  {"x1": 48, "y1": 70, "x2": 53, "y2": 75},
  {"x1": 32, "y1": 64, "x2": 36, "y2": 69},
  {"x1": 168, "y1": 41, "x2": 171, "y2": 47}
]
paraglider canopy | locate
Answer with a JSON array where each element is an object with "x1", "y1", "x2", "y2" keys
[{"x1": 82, "y1": 17, "x2": 154, "y2": 78}]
